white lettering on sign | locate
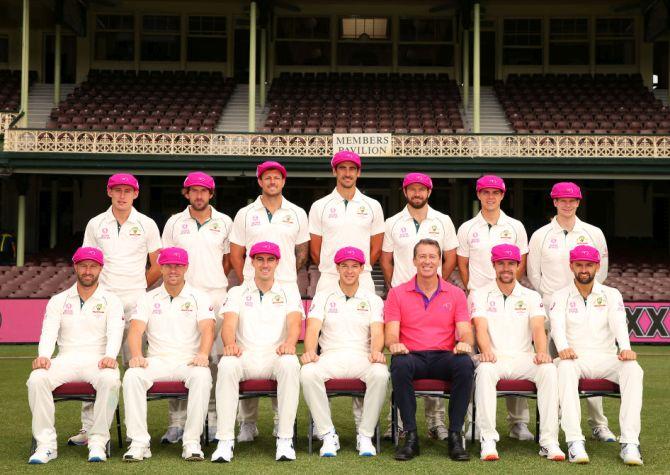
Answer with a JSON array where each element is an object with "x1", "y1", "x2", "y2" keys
[{"x1": 332, "y1": 133, "x2": 392, "y2": 157}]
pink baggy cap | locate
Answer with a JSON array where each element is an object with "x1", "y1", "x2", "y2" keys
[
  {"x1": 256, "y1": 161, "x2": 287, "y2": 179},
  {"x1": 569, "y1": 245, "x2": 600, "y2": 263},
  {"x1": 158, "y1": 247, "x2": 189, "y2": 266},
  {"x1": 72, "y1": 247, "x2": 104, "y2": 266},
  {"x1": 403, "y1": 172, "x2": 433, "y2": 190},
  {"x1": 107, "y1": 173, "x2": 139, "y2": 191},
  {"x1": 184, "y1": 171, "x2": 215, "y2": 190},
  {"x1": 249, "y1": 241, "x2": 281, "y2": 259},
  {"x1": 490, "y1": 244, "x2": 521, "y2": 263},
  {"x1": 331, "y1": 150, "x2": 361, "y2": 169},
  {"x1": 550, "y1": 182, "x2": 582, "y2": 199},
  {"x1": 476, "y1": 175, "x2": 506, "y2": 192},
  {"x1": 334, "y1": 246, "x2": 365, "y2": 265}
]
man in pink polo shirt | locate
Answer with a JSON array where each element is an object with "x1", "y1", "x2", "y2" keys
[{"x1": 385, "y1": 238, "x2": 475, "y2": 462}]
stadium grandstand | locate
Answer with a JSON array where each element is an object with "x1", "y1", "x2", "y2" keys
[{"x1": 1, "y1": 0, "x2": 670, "y2": 333}]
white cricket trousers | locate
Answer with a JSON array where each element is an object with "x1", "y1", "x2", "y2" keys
[
  {"x1": 123, "y1": 357, "x2": 212, "y2": 448},
  {"x1": 216, "y1": 351, "x2": 300, "y2": 441},
  {"x1": 81, "y1": 288, "x2": 144, "y2": 432},
  {"x1": 301, "y1": 351, "x2": 389, "y2": 438},
  {"x1": 557, "y1": 354, "x2": 643, "y2": 445},
  {"x1": 168, "y1": 288, "x2": 227, "y2": 429},
  {"x1": 475, "y1": 354, "x2": 560, "y2": 447},
  {"x1": 27, "y1": 354, "x2": 120, "y2": 450}
]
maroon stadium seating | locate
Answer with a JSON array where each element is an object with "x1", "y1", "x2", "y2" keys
[
  {"x1": 265, "y1": 72, "x2": 465, "y2": 134},
  {"x1": 0, "y1": 70, "x2": 37, "y2": 112},
  {"x1": 495, "y1": 73, "x2": 669, "y2": 134}
]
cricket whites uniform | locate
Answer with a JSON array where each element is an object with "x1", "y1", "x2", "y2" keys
[
  {"x1": 27, "y1": 284, "x2": 125, "y2": 451},
  {"x1": 123, "y1": 284, "x2": 214, "y2": 449},
  {"x1": 309, "y1": 189, "x2": 384, "y2": 293},
  {"x1": 300, "y1": 287, "x2": 389, "y2": 438}
]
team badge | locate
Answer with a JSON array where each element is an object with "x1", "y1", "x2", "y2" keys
[
  {"x1": 210, "y1": 222, "x2": 221, "y2": 232},
  {"x1": 514, "y1": 300, "x2": 527, "y2": 312},
  {"x1": 500, "y1": 229, "x2": 512, "y2": 240},
  {"x1": 129, "y1": 226, "x2": 141, "y2": 237},
  {"x1": 357, "y1": 301, "x2": 369, "y2": 312},
  {"x1": 281, "y1": 215, "x2": 293, "y2": 225},
  {"x1": 92, "y1": 303, "x2": 106, "y2": 315},
  {"x1": 181, "y1": 301, "x2": 193, "y2": 312},
  {"x1": 429, "y1": 224, "x2": 439, "y2": 235},
  {"x1": 356, "y1": 206, "x2": 368, "y2": 217},
  {"x1": 594, "y1": 296, "x2": 607, "y2": 307},
  {"x1": 577, "y1": 235, "x2": 587, "y2": 244},
  {"x1": 272, "y1": 294, "x2": 285, "y2": 305}
]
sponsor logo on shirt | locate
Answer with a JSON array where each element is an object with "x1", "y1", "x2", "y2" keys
[
  {"x1": 251, "y1": 215, "x2": 261, "y2": 227},
  {"x1": 63, "y1": 302, "x2": 73, "y2": 315},
  {"x1": 272, "y1": 294, "x2": 285, "y2": 305},
  {"x1": 180, "y1": 223, "x2": 190, "y2": 235},
  {"x1": 100, "y1": 227, "x2": 110, "y2": 240},
  {"x1": 245, "y1": 295, "x2": 254, "y2": 307},
  {"x1": 399, "y1": 226, "x2": 409, "y2": 238},
  {"x1": 357, "y1": 301, "x2": 369, "y2": 312},
  {"x1": 470, "y1": 231, "x2": 480, "y2": 245},
  {"x1": 327, "y1": 302, "x2": 338, "y2": 313},
  {"x1": 129, "y1": 226, "x2": 142, "y2": 237},
  {"x1": 487, "y1": 301, "x2": 497, "y2": 313},
  {"x1": 549, "y1": 238, "x2": 558, "y2": 249},
  {"x1": 152, "y1": 303, "x2": 162, "y2": 314},
  {"x1": 568, "y1": 301, "x2": 579, "y2": 313},
  {"x1": 328, "y1": 207, "x2": 338, "y2": 219},
  {"x1": 181, "y1": 301, "x2": 193, "y2": 312}
]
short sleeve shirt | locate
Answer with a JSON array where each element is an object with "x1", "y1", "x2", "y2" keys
[
  {"x1": 384, "y1": 277, "x2": 470, "y2": 351},
  {"x1": 221, "y1": 280, "x2": 304, "y2": 352},
  {"x1": 382, "y1": 205, "x2": 459, "y2": 287},
  {"x1": 309, "y1": 188, "x2": 384, "y2": 275},
  {"x1": 131, "y1": 284, "x2": 214, "y2": 362},
  {"x1": 162, "y1": 206, "x2": 233, "y2": 291},
  {"x1": 308, "y1": 286, "x2": 384, "y2": 354},
  {"x1": 456, "y1": 210, "x2": 528, "y2": 290},
  {"x1": 230, "y1": 196, "x2": 309, "y2": 283},
  {"x1": 469, "y1": 282, "x2": 545, "y2": 356},
  {"x1": 83, "y1": 207, "x2": 162, "y2": 292}
]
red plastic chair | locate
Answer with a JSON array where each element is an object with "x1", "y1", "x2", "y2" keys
[
  {"x1": 239, "y1": 379, "x2": 298, "y2": 447},
  {"x1": 146, "y1": 381, "x2": 209, "y2": 445}
]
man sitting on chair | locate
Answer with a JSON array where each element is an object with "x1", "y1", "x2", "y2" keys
[
  {"x1": 471, "y1": 243, "x2": 564, "y2": 462},
  {"x1": 384, "y1": 238, "x2": 475, "y2": 461},
  {"x1": 27, "y1": 247, "x2": 124, "y2": 464},
  {"x1": 122, "y1": 247, "x2": 215, "y2": 462},
  {"x1": 212, "y1": 241, "x2": 303, "y2": 463},
  {"x1": 550, "y1": 245, "x2": 644, "y2": 466},
  {"x1": 301, "y1": 246, "x2": 389, "y2": 457}
]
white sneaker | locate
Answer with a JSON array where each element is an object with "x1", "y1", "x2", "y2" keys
[
  {"x1": 28, "y1": 447, "x2": 57, "y2": 464},
  {"x1": 428, "y1": 425, "x2": 450, "y2": 441},
  {"x1": 88, "y1": 445, "x2": 107, "y2": 462},
  {"x1": 567, "y1": 440, "x2": 590, "y2": 464},
  {"x1": 480, "y1": 439, "x2": 499, "y2": 461},
  {"x1": 509, "y1": 422, "x2": 534, "y2": 441},
  {"x1": 161, "y1": 426, "x2": 183, "y2": 444},
  {"x1": 123, "y1": 446, "x2": 151, "y2": 462},
  {"x1": 592, "y1": 426, "x2": 617, "y2": 442},
  {"x1": 276, "y1": 437, "x2": 296, "y2": 461},
  {"x1": 319, "y1": 432, "x2": 340, "y2": 457},
  {"x1": 182, "y1": 442, "x2": 204, "y2": 461},
  {"x1": 67, "y1": 429, "x2": 88, "y2": 446},
  {"x1": 539, "y1": 444, "x2": 566, "y2": 461},
  {"x1": 211, "y1": 439, "x2": 234, "y2": 463},
  {"x1": 620, "y1": 443, "x2": 643, "y2": 466},
  {"x1": 356, "y1": 434, "x2": 376, "y2": 457},
  {"x1": 237, "y1": 422, "x2": 259, "y2": 443}
]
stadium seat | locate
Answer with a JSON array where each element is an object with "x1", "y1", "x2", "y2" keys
[
  {"x1": 239, "y1": 379, "x2": 298, "y2": 447},
  {"x1": 147, "y1": 381, "x2": 209, "y2": 445}
]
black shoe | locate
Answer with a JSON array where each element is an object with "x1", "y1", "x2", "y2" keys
[
  {"x1": 394, "y1": 430, "x2": 420, "y2": 461},
  {"x1": 447, "y1": 431, "x2": 470, "y2": 461}
]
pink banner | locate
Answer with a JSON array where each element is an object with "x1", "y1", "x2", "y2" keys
[
  {"x1": 0, "y1": 299, "x2": 47, "y2": 343},
  {"x1": 1, "y1": 299, "x2": 667, "y2": 345},
  {"x1": 626, "y1": 302, "x2": 670, "y2": 344}
]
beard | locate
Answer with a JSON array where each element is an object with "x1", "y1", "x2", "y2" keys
[
  {"x1": 407, "y1": 197, "x2": 428, "y2": 209},
  {"x1": 77, "y1": 275, "x2": 98, "y2": 287},
  {"x1": 576, "y1": 273, "x2": 595, "y2": 284},
  {"x1": 190, "y1": 200, "x2": 209, "y2": 211},
  {"x1": 497, "y1": 273, "x2": 515, "y2": 284}
]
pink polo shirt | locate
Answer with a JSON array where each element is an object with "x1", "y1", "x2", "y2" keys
[{"x1": 384, "y1": 276, "x2": 469, "y2": 351}]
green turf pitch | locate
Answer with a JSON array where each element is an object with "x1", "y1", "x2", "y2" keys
[{"x1": 1, "y1": 345, "x2": 668, "y2": 474}]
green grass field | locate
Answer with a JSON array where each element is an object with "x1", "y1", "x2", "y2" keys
[{"x1": 1, "y1": 344, "x2": 668, "y2": 474}]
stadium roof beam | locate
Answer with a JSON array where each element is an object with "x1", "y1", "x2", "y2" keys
[
  {"x1": 473, "y1": 0, "x2": 480, "y2": 133},
  {"x1": 20, "y1": 0, "x2": 29, "y2": 128},
  {"x1": 249, "y1": 0, "x2": 257, "y2": 132}
]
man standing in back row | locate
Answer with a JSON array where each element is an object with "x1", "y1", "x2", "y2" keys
[
  {"x1": 229, "y1": 161, "x2": 309, "y2": 442},
  {"x1": 456, "y1": 175, "x2": 533, "y2": 440},
  {"x1": 161, "y1": 171, "x2": 233, "y2": 442},
  {"x1": 71, "y1": 173, "x2": 162, "y2": 446},
  {"x1": 380, "y1": 172, "x2": 459, "y2": 441},
  {"x1": 527, "y1": 182, "x2": 614, "y2": 443}
]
